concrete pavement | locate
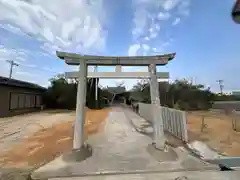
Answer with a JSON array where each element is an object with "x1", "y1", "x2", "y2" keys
[
  {"x1": 31, "y1": 107, "x2": 218, "y2": 180},
  {"x1": 45, "y1": 171, "x2": 240, "y2": 180}
]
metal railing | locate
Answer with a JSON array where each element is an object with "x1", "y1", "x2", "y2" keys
[{"x1": 138, "y1": 103, "x2": 188, "y2": 142}]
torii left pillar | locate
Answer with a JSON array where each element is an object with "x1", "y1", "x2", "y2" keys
[{"x1": 74, "y1": 60, "x2": 87, "y2": 149}]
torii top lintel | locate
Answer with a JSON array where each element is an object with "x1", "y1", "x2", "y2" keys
[{"x1": 56, "y1": 51, "x2": 176, "y2": 66}]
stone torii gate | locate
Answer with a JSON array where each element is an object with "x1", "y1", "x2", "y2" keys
[{"x1": 56, "y1": 51, "x2": 176, "y2": 150}]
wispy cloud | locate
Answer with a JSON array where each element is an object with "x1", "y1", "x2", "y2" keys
[
  {"x1": 129, "y1": 0, "x2": 191, "y2": 56},
  {"x1": 128, "y1": 43, "x2": 151, "y2": 56},
  {"x1": 157, "y1": 12, "x2": 171, "y2": 20},
  {"x1": 128, "y1": 44, "x2": 141, "y2": 56},
  {"x1": 0, "y1": 47, "x2": 28, "y2": 62},
  {"x1": 0, "y1": 0, "x2": 107, "y2": 54},
  {"x1": 178, "y1": 0, "x2": 191, "y2": 16},
  {"x1": 172, "y1": 17, "x2": 181, "y2": 26},
  {"x1": 0, "y1": 23, "x2": 28, "y2": 37},
  {"x1": 162, "y1": 0, "x2": 180, "y2": 11},
  {"x1": 15, "y1": 71, "x2": 36, "y2": 77}
]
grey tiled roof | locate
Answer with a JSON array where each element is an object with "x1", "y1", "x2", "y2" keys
[{"x1": 0, "y1": 76, "x2": 46, "y2": 90}]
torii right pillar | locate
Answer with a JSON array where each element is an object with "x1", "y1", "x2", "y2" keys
[{"x1": 149, "y1": 64, "x2": 166, "y2": 150}]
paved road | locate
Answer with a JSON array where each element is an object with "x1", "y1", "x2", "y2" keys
[{"x1": 32, "y1": 107, "x2": 218, "y2": 180}]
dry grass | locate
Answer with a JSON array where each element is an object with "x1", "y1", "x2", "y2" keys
[
  {"x1": 0, "y1": 108, "x2": 111, "y2": 168},
  {"x1": 187, "y1": 111, "x2": 240, "y2": 156}
]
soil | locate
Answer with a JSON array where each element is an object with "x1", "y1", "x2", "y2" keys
[
  {"x1": 0, "y1": 108, "x2": 111, "y2": 169},
  {"x1": 187, "y1": 111, "x2": 240, "y2": 156}
]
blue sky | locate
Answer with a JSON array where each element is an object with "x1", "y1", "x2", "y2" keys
[{"x1": 0, "y1": 0, "x2": 239, "y2": 92}]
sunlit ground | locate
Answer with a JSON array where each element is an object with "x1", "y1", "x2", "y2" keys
[{"x1": 0, "y1": 108, "x2": 111, "y2": 169}]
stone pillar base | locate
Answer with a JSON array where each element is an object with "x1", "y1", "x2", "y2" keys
[
  {"x1": 62, "y1": 143, "x2": 92, "y2": 162},
  {"x1": 152, "y1": 140, "x2": 166, "y2": 151},
  {"x1": 147, "y1": 143, "x2": 178, "y2": 161}
]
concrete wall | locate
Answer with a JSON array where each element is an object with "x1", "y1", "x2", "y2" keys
[
  {"x1": 212, "y1": 101, "x2": 240, "y2": 111},
  {"x1": 0, "y1": 85, "x2": 44, "y2": 117},
  {"x1": 138, "y1": 103, "x2": 188, "y2": 142},
  {"x1": 138, "y1": 103, "x2": 153, "y2": 123}
]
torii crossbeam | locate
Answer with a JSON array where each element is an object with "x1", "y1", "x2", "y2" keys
[
  {"x1": 57, "y1": 51, "x2": 176, "y2": 150},
  {"x1": 65, "y1": 71, "x2": 169, "y2": 79},
  {"x1": 57, "y1": 51, "x2": 175, "y2": 66}
]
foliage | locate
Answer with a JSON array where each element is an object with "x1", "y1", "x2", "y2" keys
[
  {"x1": 43, "y1": 75, "x2": 240, "y2": 111},
  {"x1": 43, "y1": 76, "x2": 110, "y2": 109},
  {"x1": 130, "y1": 79, "x2": 215, "y2": 110},
  {"x1": 43, "y1": 76, "x2": 77, "y2": 109}
]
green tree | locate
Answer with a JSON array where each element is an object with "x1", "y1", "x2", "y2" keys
[
  {"x1": 130, "y1": 79, "x2": 215, "y2": 110},
  {"x1": 43, "y1": 76, "x2": 109, "y2": 109}
]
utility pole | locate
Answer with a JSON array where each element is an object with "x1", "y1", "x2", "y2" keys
[
  {"x1": 94, "y1": 66, "x2": 98, "y2": 108},
  {"x1": 6, "y1": 60, "x2": 19, "y2": 79},
  {"x1": 216, "y1": 80, "x2": 224, "y2": 95}
]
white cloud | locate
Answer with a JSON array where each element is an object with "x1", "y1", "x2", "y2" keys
[
  {"x1": 162, "y1": 0, "x2": 180, "y2": 11},
  {"x1": 128, "y1": 43, "x2": 151, "y2": 56},
  {"x1": 152, "y1": 47, "x2": 164, "y2": 53},
  {"x1": 0, "y1": 46, "x2": 42, "y2": 82},
  {"x1": 15, "y1": 71, "x2": 36, "y2": 77},
  {"x1": 178, "y1": 0, "x2": 191, "y2": 16},
  {"x1": 131, "y1": 0, "x2": 190, "y2": 44},
  {"x1": 130, "y1": 0, "x2": 189, "y2": 55},
  {"x1": 142, "y1": 44, "x2": 150, "y2": 51},
  {"x1": 0, "y1": 0, "x2": 107, "y2": 54},
  {"x1": 0, "y1": 48, "x2": 12, "y2": 61},
  {"x1": 142, "y1": 44, "x2": 150, "y2": 56},
  {"x1": 131, "y1": 0, "x2": 164, "y2": 40},
  {"x1": 152, "y1": 47, "x2": 157, "y2": 52},
  {"x1": 144, "y1": 36, "x2": 150, "y2": 41},
  {"x1": 155, "y1": 24, "x2": 160, "y2": 31},
  {"x1": 158, "y1": 12, "x2": 171, "y2": 20},
  {"x1": 0, "y1": 23, "x2": 28, "y2": 37},
  {"x1": 149, "y1": 31, "x2": 158, "y2": 39},
  {"x1": 99, "y1": 79, "x2": 140, "y2": 91},
  {"x1": 132, "y1": 8, "x2": 149, "y2": 39},
  {"x1": 128, "y1": 44, "x2": 141, "y2": 56},
  {"x1": 0, "y1": 47, "x2": 27, "y2": 62},
  {"x1": 162, "y1": 41, "x2": 171, "y2": 47},
  {"x1": 147, "y1": 23, "x2": 161, "y2": 40},
  {"x1": 172, "y1": 18, "x2": 181, "y2": 25},
  {"x1": 122, "y1": 66, "x2": 148, "y2": 72},
  {"x1": 22, "y1": 64, "x2": 37, "y2": 68},
  {"x1": 40, "y1": 43, "x2": 61, "y2": 55}
]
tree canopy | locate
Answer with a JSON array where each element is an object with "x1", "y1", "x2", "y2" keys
[
  {"x1": 130, "y1": 79, "x2": 216, "y2": 110},
  {"x1": 43, "y1": 76, "x2": 111, "y2": 109},
  {"x1": 43, "y1": 76, "x2": 240, "y2": 111}
]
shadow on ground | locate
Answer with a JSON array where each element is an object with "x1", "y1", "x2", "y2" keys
[{"x1": 0, "y1": 167, "x2": 34, "y2": 180}]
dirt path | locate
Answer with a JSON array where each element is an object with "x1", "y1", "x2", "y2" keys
[
  {"x1": 0, "y1": 108, "x2": 111, "y2": 169},
  {"x1": 187, "y1": 111, "x2": 240, "y2": 156}
]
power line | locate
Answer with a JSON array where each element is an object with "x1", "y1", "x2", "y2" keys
[{"x1": 6, "y1": 60, "x2": 19, "y2": 79}]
